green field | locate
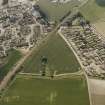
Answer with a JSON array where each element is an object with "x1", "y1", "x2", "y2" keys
[
  {"x1": 36, "y1": 0, "x2": 81, "y2": 21},
  {"x1": 36, "y1": 0, "x2": 105, "y2": 22},
  {"x1": 0, "y1": 76, "x2": 90, "y2": 105},
  {"x1": 80, "y1": 0, "x2": 105, "y2": 22},
  {"x1": 0, "y1": 49, "x2": 22, "y2": 80},
  {"x1": 22, "y1": 34, "x2": 80, "y2": 74}
]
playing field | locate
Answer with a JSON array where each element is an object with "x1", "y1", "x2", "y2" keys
[
  {"x1": 0, "y1": 75, "x2": 90, "y2": 105},
  {"x1": 80, "y1": 0, "x2": 105, "y2": 22},
  {"x1": 0, "y1": 49, "x2": 22, "y2": 80},
  {"x1": 22, "y1": 34, "x2": 81, "y2": 74},
  {"x1": 36, "y1": 0, "x2": 81, "y2": 21}
]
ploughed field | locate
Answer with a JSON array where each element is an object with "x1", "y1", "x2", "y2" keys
[
  {"x1": 0, "y1": 75, "x2": 90, "y2": 105},
  {"x1": 22, "y1": 34, "x2": 81, "y2": 74}
]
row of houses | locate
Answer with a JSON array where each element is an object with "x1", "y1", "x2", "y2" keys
[{"x1": 60, "y1": 15, "x2": 105, "y2": 79}]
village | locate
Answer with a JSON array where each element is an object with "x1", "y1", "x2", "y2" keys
[{"x1": 0, "y1": 0, "x2": 55, "y2": 65}]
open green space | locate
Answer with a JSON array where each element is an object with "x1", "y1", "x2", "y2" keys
[
  {"x1": 22, "y1": 34, "x2": 80, "y2": 74},
  {"x1": 0, "y1": 49, "x2": 22, "y2": 80},
  {"x1": 0, "y1": 76, "x2": 90, "y2": 105},
  {"x1": 80, "y1": 0, "x2": 105, "y2": 22},
  {"x1": 36, "y1": 0, "x2": 81, "y2": 21}
]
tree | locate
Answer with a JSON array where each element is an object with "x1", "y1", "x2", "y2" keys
[{"x1": 41, "y1": 56, "x2": 48, "y2": 76}]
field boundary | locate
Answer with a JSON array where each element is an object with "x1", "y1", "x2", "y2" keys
[{"x1": 18, "y1": 70, "x2": 83, "y2": 80}]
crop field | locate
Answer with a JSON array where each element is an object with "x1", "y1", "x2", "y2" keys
[
  {"x1": 36, "y1": 0, "x2": 81, "y2": 21},
  {"x1": 22, "y1": 34, "x2": 81, "y2": 74},
  {"x1": 0, "y1": 75, "x2": 90, "y2": 105},
  {"x1": 0, "y1": 49, "x2": 22, "y2": 80},
  {"x1": 80, "y1": 0, "x2": 105, "y2": 22}
]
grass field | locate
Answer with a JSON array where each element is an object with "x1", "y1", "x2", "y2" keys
[
  {"x1": 0, "y1": 76, "x2": 90, "y2": 105},
  {"x1": 80, "y1": 0, "x2": 105, "y2": 22},
  {"x1": 22, "y1": 34, "x2": 80, "y2": 74},
  {"x1": 0, "y1": 49, "x2": 22, "y2": 80},
  {"x1": 36, "y1": 0, "x2": 105, "y2": 22},
  {"x1": 36, "y1": 0, "x2": 81, "y2": 21}
]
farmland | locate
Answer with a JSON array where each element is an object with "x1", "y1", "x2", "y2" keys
[
  {"x1": 0, "y1": 75, "x2": 90, "y2": 105},
  {"x1": 36, "y1": 0, "x2": 81, "y2": 21},
  {"x1": 36, "y1": 0, "x2": 105, "y2": 23},
  {"x1": 22, "y1": 34, "x2": 81, "y2": 74}
]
